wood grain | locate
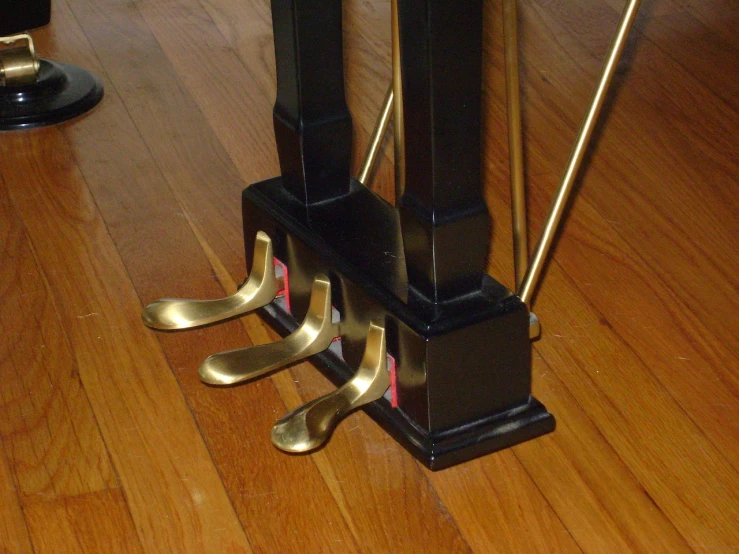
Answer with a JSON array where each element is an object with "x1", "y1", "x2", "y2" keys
[
  {"x1": 0, "y1": 181, "x2": 117, "y2": 505},
  {"x1": 23, "y1": 489, "x2": 143, "y2": 553},
  {"x1": 0, "y1": 128, "x2": 253, "y2": 552},
  {"x1": 0, "y1": 442, "x2": 33, "y2": 554},
  {"x1": 55, "y1": 1, "x2": 375, "y2": 550},
  {"x1": 519, "y1": 0, "x2": 738, "y2": 353},
  {"x1": 0, "y1": 0, "x2": 736, "y2": 551},
  {"x1": 481, "y1": 97, "x2": 739, "y2": 550}
]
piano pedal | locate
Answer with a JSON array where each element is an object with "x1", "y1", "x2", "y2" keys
[
  {"x1": 198, "y1": 274, "x2": 338, "y2": 386},
  {"x1": 141, "y1": 231, "x2": 279, "y2": 331},
  {"x1": 271, "y1": 322, "x2": 389, "y2": 453}
]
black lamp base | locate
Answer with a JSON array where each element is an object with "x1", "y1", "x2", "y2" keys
[{"x1": 0, "y1": 59, "x2": 103, "y2": 131}]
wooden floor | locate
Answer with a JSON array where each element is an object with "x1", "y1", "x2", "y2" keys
[{"x1": 1, "y1": 0, "x2": 737, "y2": 552}]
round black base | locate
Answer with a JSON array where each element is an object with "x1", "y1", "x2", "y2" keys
[{"x1": 0, "y1": 59, "x2": 103, "y2": 131}]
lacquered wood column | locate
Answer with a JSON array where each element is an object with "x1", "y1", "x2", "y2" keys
[
  {"x1": 397, "y1": 0, "x2": 489, "y2": 302},
  {"x1": 271, "y1": 0, "x2": 352, "y2": 204}
]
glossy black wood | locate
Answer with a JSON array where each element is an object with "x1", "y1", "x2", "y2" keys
[
  {"x1": 397, "y1": 0, "x2": 490, "y2": 302},
  {"x1": 236, "y1": 0, "x2": 554, "y2": 468},
  {"x1": 242, "y1": 179, "x2": 555, "y2": 468},
  {"x1": 0, "y1": 0, "x2": 51, "y2": 35},
  {"x1": 261, "y1": 303, "x2": 554, "y2": 471},
  {"x1": 271, "y1": 0, "x2": 353, "y2": 204}
]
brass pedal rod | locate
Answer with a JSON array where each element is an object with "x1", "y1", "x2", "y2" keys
[
  {"x1": 271, "y1": 322, "x2": 389, "y2": 453},
  {"x1": 503, "y1": 0, "x2": 528, "y2": 289},
  {"x1": 518, "y1": 0, "x2": 643, "y2": 306},
  {"x1": 357, "y1": 84, "x2": 394, "y2": 186},
  {"x1": 357, "y1": 0, "x2": 404, "y2": 193}
]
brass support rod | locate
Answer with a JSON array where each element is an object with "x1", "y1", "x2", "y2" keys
[
  {"x1": 391, "y1": 0, "x2": 405, "y2": 200},
  {"x1": 357, "y1": 85, "x2": 394, "y2": 185},
  {"x1": 503, "y1": 0, "x2": 528, "y2": 289},
  {"x1": 518, "y1": 0, "x2": 643, "y2": 306}
]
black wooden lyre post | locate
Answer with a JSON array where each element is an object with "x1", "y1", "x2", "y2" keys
[
  {"x1": 397, "y1": 0, "x2": 490, "y2": 303},
  {"x1": 271, "y1": 0, "x2": 353, "y2": 204}
]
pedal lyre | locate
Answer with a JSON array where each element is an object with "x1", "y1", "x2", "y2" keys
[
  {"x1": 199, "y1": 274, "x2": 338, "y2": 386},
  {"x1": 142, "y1": 231, "x2": 278, "y2": 330},
  {"x1": 271, "y1": 322, "x2": 389, "y2": 453}
]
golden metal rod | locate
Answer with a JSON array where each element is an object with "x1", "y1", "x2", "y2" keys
[
  {"x1": 518, "y1": 0, "x2": 643, "y2": 306},
  {"x1": 357, "y1": 85, "x2": 394, "y2": 185},
  {"x1": 503, "y1": 0, "x2": 528, "y2": 289},
  {"x1": 391, "y1": 0, "x2": 405, "y2": 200}
]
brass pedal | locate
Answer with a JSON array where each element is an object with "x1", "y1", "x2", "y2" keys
[
  {"x1": 142, "y1": 231, "x2": 278, "y2": 330},
  {"x1": 199, "y1": 274, "x2": 338, "y2": 386},
  {"x1": 271, "y1": 322, "x2": 389, "y2": 453}
]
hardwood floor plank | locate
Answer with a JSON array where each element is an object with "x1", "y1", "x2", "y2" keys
[
  {"x1": 520, "y1": 0, "x2": 738, "y2": 353},
  {"x1": 494, "y1": 0, "x2": 739, "y2": 465},
  {"x1": 52, "y1": 1, "x2": 365, "y2": 550},
  {"x1": 0, "y1": 129, "x2": 252, "y2": 553},
  {"x1": 0, "y1": 178, "x2": 117, "y2": 505},
  {"x1": 667, "y1": 0, "x2": 739, "y2": 50},
  {"x1": 117, "y1": 0, "x2": 279, "y2": 187},
  {"x1": 424, "y1": 453, "x2": 582, "y2": 553},
  {"x1": 529, "y1": 264, "x2": 738, "y2": 550},
  {"x1": 485, "y1": 182, "x2": 738, "y2": 550},
  {"x1": 23, "y1": 489, "x2": 143, "y2": 554},
  {"x1": 479, "y1": 102, "x2": 738, "y2": 550},
  {"x1": 475, "y1": 126, "x2": 696, "y2": 554},
  {"x1": 0, "y1": 0, "x2": 735, "y2": 551},
  {"x1": 530, "y1": 178, "x2": 739, "y2": 468},
  {"x1": 471, "y1": 11, "x2": 739, "y2": 545},
  {"x1": 642, "y1": 8, "x2": 739, "y2": 110},
  {"x1": 476, "y1": 26, "x2": 739, "y2": 477},
  {"x1": 0, "y1": 441, "x2": 33, "y2": 554},
  {"x1": 60, "y1": 0, "x2": 248, "y2": 283},
  {"x1": 514, "y1": 357, "x2": 692, "y2": 553}
]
